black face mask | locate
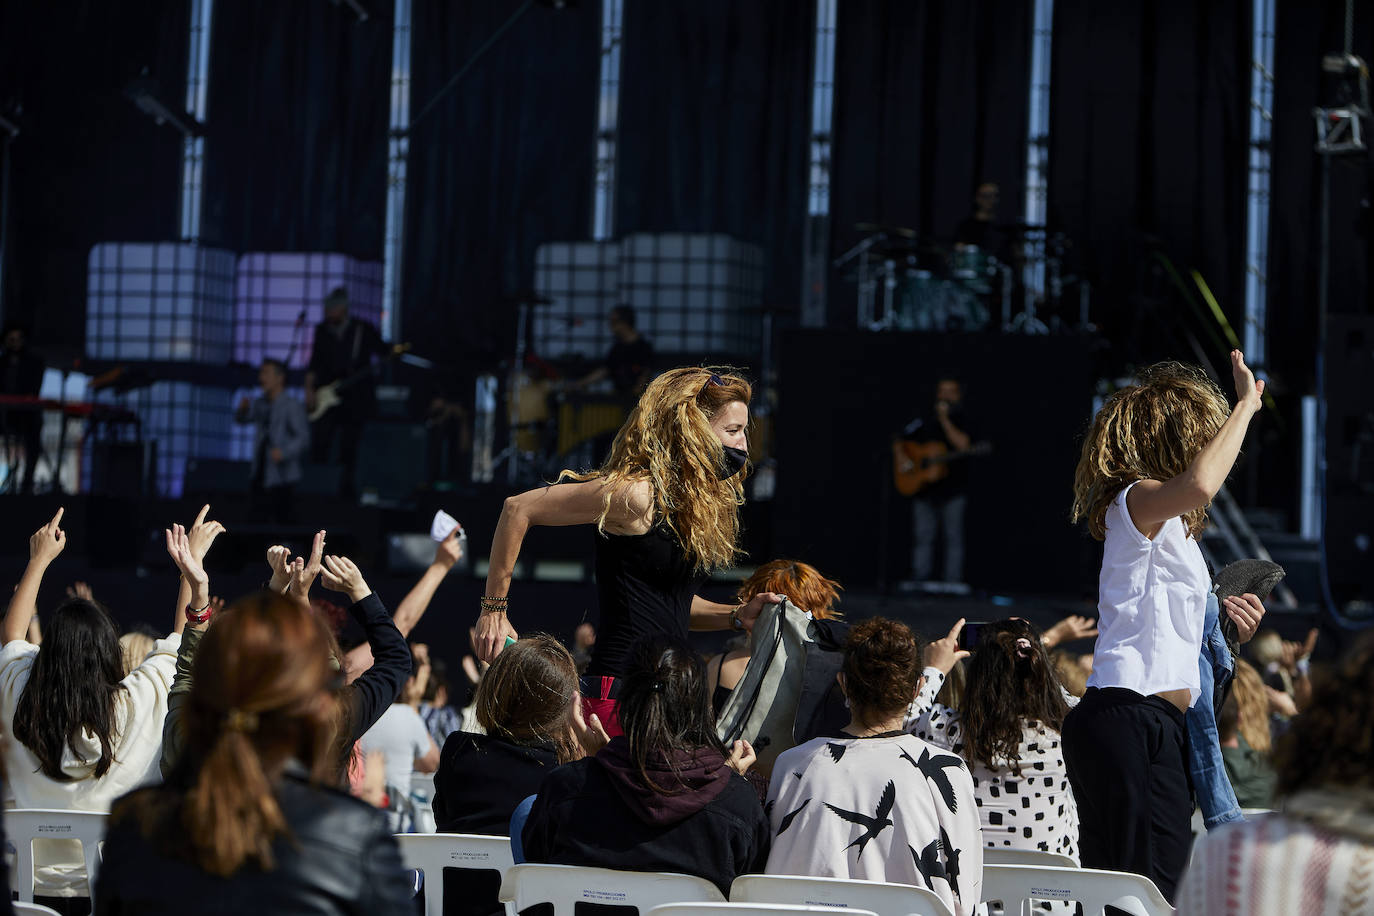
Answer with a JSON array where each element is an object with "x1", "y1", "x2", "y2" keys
[{"x1": 718, "y1": 446, "x2": 750, "y2": 480}]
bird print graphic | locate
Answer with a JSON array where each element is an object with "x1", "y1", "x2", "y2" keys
[
  {"x1": 901, "y1": 747, "x2": 965, "y2": 813},
  {"x1": 939, "y1": 825, "x2": 962, "y2": 900},
  {"x1": 909, "y1": 826, "x2": 962, "y2": 900},
  {"x1": 826, "y1": 743, "x2": 848, "y2": 763},
  {"x1": 776, "y1": 798, "x2": 811, "y2": 836},
  {"x1": 824, "y1": 780, "x2": 896, "y2": 859}
]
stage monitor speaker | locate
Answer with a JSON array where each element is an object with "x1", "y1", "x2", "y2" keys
[{"x1": 89, "y1": 441, "x2": 154, "y2": 498}]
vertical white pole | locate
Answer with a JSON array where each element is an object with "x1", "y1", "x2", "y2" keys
[{"x1": 381, "y1": 0, "x2": 413, "y2": 342}]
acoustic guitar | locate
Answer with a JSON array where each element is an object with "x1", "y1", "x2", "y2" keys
[{"x1": 892, "y1": 439, "x2": 992, "y2": 496}]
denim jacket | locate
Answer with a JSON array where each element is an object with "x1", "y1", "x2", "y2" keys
[{"x1": 1185, "y1": 592, "x2": 1245, "y2": 828}]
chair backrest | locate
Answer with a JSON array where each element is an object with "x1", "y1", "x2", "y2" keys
[
  {"x1": 980, "y1": 864, "x2": 1172, "y2": 916},
  {"x1": 500, "y1": 863, "x2": 726, "y2": 916},
  {"x1": 396, "y1": 832, "x2": 516, "y2": 916},
  {"x1": 6, "y1": 808, "x2": 107, "y2": 903},
  {"x1": 981, "y1": 847, "x2": 1079, "y2": 868},
  {"x1": 651, "y1": 904, "x2": 880, "y2": 916},
  {"x1": 730, "y1": 874, "x2": 955, "y2": 916},
  {"x1": 14, "y1": 903, "x2": 64, "y2": 916}
]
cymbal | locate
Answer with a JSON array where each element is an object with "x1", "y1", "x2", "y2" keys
[{"x1": 855, "y1": 222, "x2": 917, "y2": 239}]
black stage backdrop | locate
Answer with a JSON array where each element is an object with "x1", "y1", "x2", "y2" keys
[
  {"x1": 401, "y1": 1, "x2": 599, "y2": 370},
  {"x1": 1047, "y1": 0, "x2": 1250, "y2": 362},
  {"x1": 616, "y1": 0, "x2": 812, "y2": 311},
  {"x1": 829, "y1": 0, "x2": 1032, "y2": 327},
  {"x1": 772, "y1": 329, "x2": 1100, "y2": 595},
  {"x1": 201, "y1": 1, "x2": 391, "y2": 258},
  {"x1": 0, "y1": 0, "x2": 187, "y2": 354}
]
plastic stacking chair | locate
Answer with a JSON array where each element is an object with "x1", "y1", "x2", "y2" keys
[
  {"x1": 730, "y1": 873, "x2": 955, "y2": 916},
  {"x1": 979, "y1": 864, "x2": 1172, "y2": 916},
  {"x1": 396, "y1": 832, "x2": 515, "y2": 916},
  {"x1": 651, "y1": 903, "x2": 880, "y2": 916},
  {"x1": 14, "y1": 904, "x2": 64, "y2": 916},
  {"x1": 981, "y1": 847, "x2": 1078, "y2": 868},
  {"x1": 500, "y1": 863, "x2": 725, "y2": 916},
  {"x1": 6, "y1": 808, "x2": 107, "y2": 904}
]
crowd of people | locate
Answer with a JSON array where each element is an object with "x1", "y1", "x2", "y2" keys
[{"x1": 0, "y1": 357, "x2": 1369, "y2": 916}]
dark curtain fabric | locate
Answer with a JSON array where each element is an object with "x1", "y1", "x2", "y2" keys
[
  {"x1": 616, "y1": 0, "x2": 812, "y2": 312},
  {"x1": 201, "y1": 1, "x2": 391, "y2": 258},
  {"x1": 1269, "y1": 0, "x2": 1374, "y2": 388},
  {"x1": 401, "y1": 0, "x2": 598, "y2": 371},
  {"x1": 0, "y1": 0, "x2": 187, "y2": 355},
  {"x1": 1047, "y1": 0, "x2": 1250, "y2": 362},
  {"x1": 829, "y1": 0, "x2": 1031, "y2": 327}
]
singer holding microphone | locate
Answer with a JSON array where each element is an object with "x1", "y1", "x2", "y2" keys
[{"x1": 235, "y1": 357, "x2": 309, "y2": 523}]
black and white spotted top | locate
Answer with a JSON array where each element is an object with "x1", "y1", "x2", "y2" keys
[{"x1": 904, "y1": 667, "x2": 1080, "y2": 863}]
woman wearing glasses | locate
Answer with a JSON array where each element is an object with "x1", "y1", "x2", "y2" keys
[{"x1": 474, "y1": 367, "x2": 780, "y2": 736}]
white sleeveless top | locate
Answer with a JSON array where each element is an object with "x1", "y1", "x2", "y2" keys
[{"x1": 1086, "y1": 481, "x2": 1209, "y2": 705}]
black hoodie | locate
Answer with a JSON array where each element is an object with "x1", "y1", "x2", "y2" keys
[{"x1": 522, "y1": 736, "x2": 770, "y2": 896}]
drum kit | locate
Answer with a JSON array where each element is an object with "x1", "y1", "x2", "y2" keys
[{"x1": 835, "y1": 221, "x2": 1087, "y2": 334}]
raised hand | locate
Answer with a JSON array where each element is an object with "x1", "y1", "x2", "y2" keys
[
  {"x1": 266, "y1": 545, "x2": 292, "y2": 592},
  {"x1": 166, "y1": 523, "x2": 210, "y2": 609},
  {"x1": 285, "y1": 530, "x2": 326, "y2": 604},
  {"x1": 185, "y1": 504, "x2": 227, "y2": 563},
  {"x1": 321, "y1": 554, "x2": 370, "y2": 603},
  {"x1": 29, "y1": 508, "x2": 67, "y2": 567},
  {"x1": 66, "y1": 581, "x2": 94, "y2": 602},
  {"x1": 1042, "y1": 614, "x2": 1099, "y2": 649},
  {"x1": 1231, "y1": 350, "x2": 1264, "y2": 411},
  {"x1": 434, "y1": 529, "x2": 464, "y2": 571},
  {"x1": 736, "y1": 590, "x2": 786, "y2": 633},
  {"x1": 474, "y1": 610, "x2": 518, "y2": 664},
  {"x1": 924, "y1": 618, "x2": 972, "y2": 674}
]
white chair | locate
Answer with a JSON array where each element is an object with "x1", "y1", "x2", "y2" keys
[
  {"x1": 396, "y1": 832, "x2": 515, "y2": 916},
  {"x1": 651, "y1": 904, "x2": 879, "y2": 916},
  {"x1": 409, "y1": 772, "x2": 437, "y2": 834},
  {"x1": 14, "y1": 904, "x2": 63, "y2": 916},
  {"x1": 979, "y1": 864, "x2": 1171, "y2": 916},
  {"x1": 6, "y1": 808, "x2": 106, "y2": 904},
  {"x1": 980, "y1": 848, "x2": 1078, "y2": 868},
  {"x1": 500, "y1": 863, "x2": 725, "y2": 916},
  {"x1": 730, "y1": 874, "x2": 955, "y2": 916}
]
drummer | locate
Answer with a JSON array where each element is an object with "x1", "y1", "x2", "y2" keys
[
  {"x1": 954, "y1": 181, "x2": 1007, "y2": 255},
  {"x1": 573, "y1": 305, "x2": 655, "y2": 401}
]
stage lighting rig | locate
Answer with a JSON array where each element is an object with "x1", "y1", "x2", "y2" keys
[
  {"x1": 124, "y1": 74, "x2": 204, "y2": 138},
  {"x1": 1313, "y1": 51, "x2": 1370, "y2": 154}
]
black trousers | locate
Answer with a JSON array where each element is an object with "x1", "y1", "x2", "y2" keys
[
  {"x1": 311, "y1": 406, "x2": 365, "y2": 496},
  {"x1": 1061, "y1": 686, "x2": 1193, "y2": 904}
]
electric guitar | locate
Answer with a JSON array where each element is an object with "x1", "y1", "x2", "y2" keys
[
  {"x1": 892, "y1": 439, "x2": 992, "y2": 496},
  {"x1": 309, "y1": 343, "x2": 411, "y2": 422}
]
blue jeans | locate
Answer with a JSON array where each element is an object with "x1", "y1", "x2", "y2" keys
[{"x1": 1184, "y1": 592, "x2": 1245, "y2": 829}]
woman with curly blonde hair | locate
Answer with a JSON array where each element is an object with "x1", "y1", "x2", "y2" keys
[
  {"x1": 1062, "y1": 350, "x2": 1264, "y2": 904},
  {"x1": 475, "y1": 367, "x2": 780, "y2": 735}
]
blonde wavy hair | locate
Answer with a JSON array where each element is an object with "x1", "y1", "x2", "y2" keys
[
  {"x1": 1071, "y1": 361, "x2": 1230, "y2": 540},
  {"x1": 1229, "y1": 658, "x2": 1272, "y2": 754},
  {"x1": 563, "y1": 366, "x2": 751, "y2": 571}
]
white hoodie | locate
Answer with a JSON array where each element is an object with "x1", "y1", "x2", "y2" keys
[{"x1": 0, "y1": 633, "x2": 179, "y2": 896}]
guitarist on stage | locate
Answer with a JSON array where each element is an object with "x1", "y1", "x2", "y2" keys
[
  {"x1": 896, "y1": 377, "x2": 974, "y2": 593},
  {"x1": 305, "y1": 286, "x2": 389, "y2": 498}
]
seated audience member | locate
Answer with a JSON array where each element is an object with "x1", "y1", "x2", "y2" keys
[
  {"x1": 433, "y1": 634, "x2": 584, "y2": 834},
  {"x1": 1051, "y1": 649, "x2": 1090, "y2": 699},
  {"x1": 1177, "y1": 630, "x2": 1374, "y2": 915},
  {"x1": 0, "y1": 508, "x2": 184, "y2": 906},
  {"x1": 522, "y1": 635, "x2": 768, "y2": 896},
  {"x1": 910, "y1": 618, "x2": 1079, "y2": 865},
  {"x1": 1218, "y1": 659, "x2": 1276, "y2": 810},
  {"x1": 419, "y1": 657, "x2": 463, "y2": 748},
  {"x1": 119, "y1": 625, "x2": 161, "y2": 678},
  {"x1": 96, "y1": 587, "x2": 413, "y2": 915},
  {"x1": 162, "y1": 530, "x2": 412, "y2": 786},
  {"x1": 706, "y1": 559, "x2": 844, "y2": 717},
  {"x1": 767, "y1": 618, "x2": 982, "y2": 916},
  {"x1": 359, "y1": 644, "x2": 440, "y2": 828}
]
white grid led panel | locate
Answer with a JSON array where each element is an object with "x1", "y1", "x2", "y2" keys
[
  {"x1": 234, "y1": 252, "x2": 384, "y2": 369},
  {"x1": 86, "y1": 381, "x2": 234, "y2": 498},
  {"x1": 86, "y1": 243, "x2": 236, "y2": 361},
  {"x1": 532, "y1": 241, "x2": 622, "y2": 361}
]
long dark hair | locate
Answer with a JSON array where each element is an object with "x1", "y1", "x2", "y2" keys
[
  {"x1": 12, "y1": 598, "x2": 127, "y2": 781},
  {"x1": 958, "y1": 618, "x2": 1068, "y2": 775},
  {"x1": 1274, "y1": 628, "x2": 1374, "y2": 797},
  {"x1": 617, "y1": 635, "x2": 726, "y2": 794}
]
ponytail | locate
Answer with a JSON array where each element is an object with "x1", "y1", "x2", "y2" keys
[
  {"x1": 184, "y1": 728, "x2": 288, "y2": 876},
  {"x1": 959, "y1": 619, "x2": 1069, "y2": 775},
  {"x1": 617, "y1": 636, "x2": 725, "y2": 795}
]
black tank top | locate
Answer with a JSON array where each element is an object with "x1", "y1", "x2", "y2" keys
[{"x1": 586, "y1": 523, "x2": 705, "y2": 677}]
